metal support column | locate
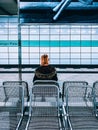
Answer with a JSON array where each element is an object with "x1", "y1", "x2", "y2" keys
[{"x1": 18, "y1": 0, "x2": 22, "y2": 81}]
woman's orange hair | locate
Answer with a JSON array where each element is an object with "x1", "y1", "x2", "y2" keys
[{"x1": 41, "y1": 54, "x2": 49, "y2": 66}]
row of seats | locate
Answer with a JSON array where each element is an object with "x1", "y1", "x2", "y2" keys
[
  {"x1": 0, "y1": 80, "x2": 98, "y2": 130},
  {"x1": 0, "y1": 80, "x2": 61, "y2": 130}
]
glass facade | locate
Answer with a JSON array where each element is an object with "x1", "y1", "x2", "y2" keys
[
  {"x1": 0, "y1": 17, "x2": 18, "y2": 64},
  {"x1": 0, "y1": 16, "x2": 98, "y2": 65}
]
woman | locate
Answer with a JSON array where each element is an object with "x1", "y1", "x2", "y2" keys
[{"x1": 33, "y1": 54, "x2": 58, "y2": 82}]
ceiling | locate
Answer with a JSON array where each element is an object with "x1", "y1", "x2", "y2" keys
[
  {"x1": 0, "y1": 0, "x2": 98, "y2": 23},
  {"x1": 0, "y1": 0, "x2": 17, "y2": 15}
]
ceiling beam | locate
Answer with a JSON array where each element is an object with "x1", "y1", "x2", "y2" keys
[{"x1": 0, "y1": 6, "x2": 12, "y2": 15}]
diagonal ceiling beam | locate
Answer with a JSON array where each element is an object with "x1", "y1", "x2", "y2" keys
[{"x1": 0, "y1": 6, "x2": 12, "y2": 15}]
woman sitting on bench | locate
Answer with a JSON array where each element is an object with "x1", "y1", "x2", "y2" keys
[{"x1": 33, "y1": 54, "x2": 58, "y2": 82}]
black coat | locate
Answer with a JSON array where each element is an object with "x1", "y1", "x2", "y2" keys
[{"x1": 33, "y1": 65, "x2": 58, "y2": 82}]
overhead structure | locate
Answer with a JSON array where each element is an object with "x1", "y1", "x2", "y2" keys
[
  {"x1": 0, "y1": 0, "x2": 17, "y2": 15},
  {"x1": 19, "y1": 0, "x2": 98, "y2": 23}
]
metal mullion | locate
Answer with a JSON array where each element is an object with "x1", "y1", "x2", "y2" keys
[
  {"x1": 49, "y1": 24, "x2": 50, "y2": 60},
  {"x1": 18, "y1": 0, "x2": 22, "y2": 81},
  {"x1": 28, "y1": 25, "x2": 30, "y2": 65},
  {"x1": 8, "y1": 17, "x2": 10, "y2": 65},
  {"x1": 91, "y1": 25, "x2": 93, "y2": 65},
  {"x1": 58, "y1": 25, "x2": 60, "y2": 65},
  {"x1": 39, "y1": 25, "x2": 41, "y2": 64},
  {"x1": 69, "y1": 24, "x2": 71, "y2": 64},
  {"x1": 80, "y1": 25, "x2": 81, "y2": 65}
]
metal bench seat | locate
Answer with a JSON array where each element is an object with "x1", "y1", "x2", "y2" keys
[
  {"x1": 33, "y1": 80, "x2": 60, "y2": 87},
  {"x1": 28, "y1": 116, "x2": 60, "y2": 130},
  {"x1": 69, "y1": 114, "x2": 98, "y2": 130},
  {"x1": 3, "y1": 81, "x2": 29, "y2": 102},
  {"x1": 25, "y1": 82, "x2": 64, "y2": 130},
  {"x1": 62, "y1": 81, "x2": 88, "y2": 102},
  {"x1": 93, "y1": 81, "x2": 98, "y2": 116},
  {"x1": 65, "y1": 85, "x2": 98, "y2": 130},
  {"x1": 33, "y1": 80, "x2": 61, "y2": 98},
  {"x1": 0, "y1": 85, "x2": 26, "y2": 130}
]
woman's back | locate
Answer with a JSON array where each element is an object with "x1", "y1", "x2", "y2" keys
[{"x1": 33, "y1": 55, "x2": 58, "y2": 82}]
